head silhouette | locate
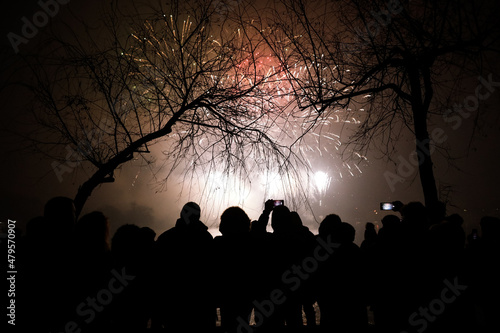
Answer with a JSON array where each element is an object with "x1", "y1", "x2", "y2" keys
[
  {"x1": 401, "y1": 202, "x2": 428, "y2": 224},
  {"x1": 75, "y1": 211, "x2": 110, "y2": 252},
  {"x1": 139, "y1": 226, "x2": 156, "y2": 244},
  {"x1": 271, "y1": 205, "x2": 291, "y2": 233},
  {"x1": 318, "y1": 214, "x2": 342, "y2": 239},
  {"x1": 364, "y1": 222, "x2": 377, "y2": 241},
  {"x1": 381, "y1": 214, "x2": 400, "y2": 229},
  {"x1": 339, "y1": 222, "x2": 356, "y2": 244},
  {"x1": 180, "y1": 202, "x2": 201, "y2": 225},
  {"x1": 290, "y1": 211, "x2": 304, "y2": 229},
  {"x1": 112, "y1": 224, "x2": 141, "y2": 263},
  {"x1": 219, "y1": 206, "x2": 251, "y2": 236}
]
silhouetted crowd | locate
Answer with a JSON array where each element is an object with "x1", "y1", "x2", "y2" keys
[{"x1": 14, "y1": 197, "x2": 500, "y2": 333}]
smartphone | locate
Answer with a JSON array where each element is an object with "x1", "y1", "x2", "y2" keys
[
  {"x1": 273, "y1": 200, "x2": 284, "y2": 207},
  {"x1": 380, "y1": 202, "x2": 394, "y2": 211}
]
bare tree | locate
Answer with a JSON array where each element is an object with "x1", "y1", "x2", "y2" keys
[
  {"x1": 22, "y1": 0, "x2": 307, "y2": 216},
  {"x1": 263, "y1": 0, "x2": 500, "y2": 210},
  {"x1": 16, "y1": 0, "x2": 497, "y2": 217}
]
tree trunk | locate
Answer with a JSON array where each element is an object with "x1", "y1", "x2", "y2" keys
[
  {"x1": 414, "y1": 120, "x2": 439, "y2": 209},
  {"x1": 408, "y1": 64, "x2": 439, "y2": 210},
  {"x1": 73, "y1": 166, "x2": 118, "y2": 218},
  {"x1": 72, "y1": 107, "x2": 185, "y2": 217}
]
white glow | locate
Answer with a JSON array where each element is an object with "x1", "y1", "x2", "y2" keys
[
  {"x1": 201, "y1": 171, "x2": 252, "y2": 217},
  {"x1": 314, "y1": 171, "x2": 331, "y2": 197}
]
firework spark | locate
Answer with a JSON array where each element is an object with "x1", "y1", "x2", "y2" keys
[{"x1": 123, "y1": 10, "x2": 367, "y2": 224}]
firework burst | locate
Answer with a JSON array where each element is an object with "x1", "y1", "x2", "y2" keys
[{"x1": 121, "y1": 8, "x2": 368, "y2": 224}]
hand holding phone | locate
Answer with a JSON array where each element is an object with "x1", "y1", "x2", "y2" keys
[
  {"x1": 264, "y1": 199, "x2": 275, "y2": 212},
  {"x1": 273, "y1": 200, "x2": 284, "y2": 207},
  {"x1": 264, "y1": 199, "x2": 284, "y2": 212}
]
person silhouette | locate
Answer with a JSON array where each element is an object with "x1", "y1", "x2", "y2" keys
[
  {"x1": 370, "y1": 203, "x2": 433, "y2": 333},
  {"x1": 316, "y1": 219, "x2": 368, "y2": 332},
  {"x1": 18, "y1": 197, "x2": 77, "y2": 332},
  {"x1": 110, "y1": 224, "x2": 156, "y2": 333},
  {"x1": 360, "y1": 222, "x2": 377, "y2": 253},
  {"x1": 71, "y1": 211, "x2": 113, "y2": 332},
  {"x1": 213, "y1": 206, "x2": 255, "y2": 332},
  {"x1": 44, "y1": 196, "x2": 77, "y2": 238},
  {"x1": 17, "y1": 216, "x2": 49, "y2": 332},
  {"x1": 467, "y1": 216, "x2": 500, "y2": 332},
  {"x1": 290, "y1": 211, "x2": 317, "y2": 327},
  {"x1": 152, "y1": 202, "x2": 215, "y2": 333},
  {"x1": 253, "y1": 200, "x2": 309, "y2": 331}
]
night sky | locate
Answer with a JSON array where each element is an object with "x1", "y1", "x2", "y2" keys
[{"x1": 1, "y1": 0, "x2": 499, "y2": 243}]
